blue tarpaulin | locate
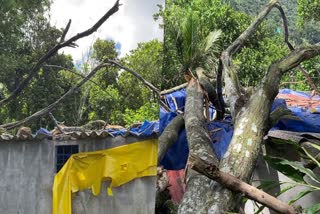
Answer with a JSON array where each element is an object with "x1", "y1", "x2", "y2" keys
[{"x1": 159, "y1": 88, "x2": 320, "y2": 170}]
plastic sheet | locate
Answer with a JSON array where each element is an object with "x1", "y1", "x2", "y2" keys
[
  {"x1": 160, "y1": 88, "x2": 320, "y2": 170},
  {"x1": 52, "y1": 139, "x2": 157, "y2": 214}
]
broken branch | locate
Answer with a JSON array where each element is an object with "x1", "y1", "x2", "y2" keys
[
  {"x1": 189, "y1": 154, "x2": 296, "y2": 214},
  {"x1": 59, "y1": 19, "x2": 72, "y2": 43},
  {"x1": 179, "y1": 78, "x2": 219, "y2": 213},
  {"x1": 160, "y1": 82, "x2": 188, "y2": 95},
  {"x1": 44, "y1": 64, "x2": 101, "y2": 86},
  {"x1": 107, "y1": 59, "x2": 161, "y2": 96},
  {"x1": 221, "y1": 0, "x2": 279, "y2": 119},
  {"x1": 0, "y1": 63, "x2": 108, "y2": 130}
]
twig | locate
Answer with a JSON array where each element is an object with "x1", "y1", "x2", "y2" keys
[
  {"x1": 0, "y1": 63, "x2": 108, "y2": 130},
  {"x1": 0, "y1": 0, "x2": 120, "y2": 107},
  {"x1": 48, "y1": 112, "x2": 64, "y2": 134},
  {"x1": 189, "y1": 154, "x2": 296, "y2": 214},
  {"x1": 59, "y1": 19, "x2": 72, "y2": 43},
  {"x1": 160, "y1": 83, "x2": 188, "y2": 95}
]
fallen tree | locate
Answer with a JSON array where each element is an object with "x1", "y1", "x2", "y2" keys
[{"x1": 160, "y1": 0, "x2": 320, "y2": 213}]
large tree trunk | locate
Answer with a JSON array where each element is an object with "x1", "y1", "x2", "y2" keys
[
  {"x1": 178, "y1": 78, "x2": 220, "y2": 213},
  {"x1": 179, "y1": 0, "x2": 320, "y2": 212}
]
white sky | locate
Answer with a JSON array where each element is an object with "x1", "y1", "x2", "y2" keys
[{"x1": 50, "y1": 0, "x2": 164, "y2": 66}]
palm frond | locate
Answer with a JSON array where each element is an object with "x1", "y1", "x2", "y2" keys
[{"x1": 204, "y1": 30, "x2": 222, "y2": 52}]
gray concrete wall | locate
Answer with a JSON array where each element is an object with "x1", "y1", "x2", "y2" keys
[{"x1": 0, "y1": 136, "x2": 156, "y2": 214}]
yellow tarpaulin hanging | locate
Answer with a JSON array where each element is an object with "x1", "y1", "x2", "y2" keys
[{"x1": 52, "y1": 139, "x2": 157, "y2": 214}]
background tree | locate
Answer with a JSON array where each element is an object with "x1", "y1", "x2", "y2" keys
[{"x1": 0, "y1": 0, "x2": 83, "y2": 129}]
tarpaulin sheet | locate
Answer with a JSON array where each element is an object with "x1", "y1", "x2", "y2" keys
[
  {"x1": 164, "y1": 89, "x2": 186, "y2": 112},
  {"x1": 52, "y1": 139, "x2": 157, "y2": 214},
  {"x1": 273, "y1": 89, "x2": 320, "y2": 132},
  {"x1": 159, "y1": 110, "x2": 233, "y2": 169},
  {"x1": 160, "y1": 88, "x2": 320, "y2": 170}
]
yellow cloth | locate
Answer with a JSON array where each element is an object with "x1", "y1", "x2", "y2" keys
[{"x1": 52, "y1": 139, "x2": 157, "y2": 214}]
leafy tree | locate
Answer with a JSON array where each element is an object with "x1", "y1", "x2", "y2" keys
[
  {"x1": 0, "y1": 1, "x2": 86, "y2": 130},
  {"x1": 117, "y1": 39, "x2": 162, "y2": 125},
  {"x1": 160, "y1": 0, "x2": 287, "y2": 89}
]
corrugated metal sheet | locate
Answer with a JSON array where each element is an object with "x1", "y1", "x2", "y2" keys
[{"x1": 0, "y1": 130, "x2": 157, "y2": 142}]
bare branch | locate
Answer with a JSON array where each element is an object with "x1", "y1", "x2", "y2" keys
[
  {"x1": 0, "y1": 0, "x2": 120, "y2": 107},
  {"x1": 0, "y1": 63, "x2": 108, "y2": 130},
  {"x1": 179, "y1": 78, "x2": 219, "y2": 213},
  {"x1": 196, "y1": 67, "x2": 223, "y2": 120},
  {"x1": 216, "y1": 59, "x2": 225, "y2": 118},
  {"x1": 107, "y1": 59, "x2": 161, "y2": 96},
  {"x1": 221, "y1": 0, "x2": 279, "y2": 119},
  {"x1": 189, "y1": 154, "x2": 296, "y2": 214},
  {"x1": 160, "y1": 82, "x2": 187, "y2": 95},
  {"x1": 275, "y1": 4, "x2": 319, "y2": 94},
  {"x1": 49, "y1": 112, "x2": 64, "y2": 134},
  {"x1": 59, "y1": 19, "x2": 72, "y2": 43}
]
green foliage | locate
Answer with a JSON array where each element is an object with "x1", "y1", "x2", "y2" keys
[
  {"x1": 235, "y1": 36, "x2": 288, "y2": 86},
  {"x1": 297, "y1": 0, "x2": 320, "y2": 23},
  {"x1": 161, "y1": 0, "x2": 288, "y2": 88},
  {"x1": 263, "y1": 141, "x2": 320, "y2": 212},
  {"x1": 86, "y1": 39, "x2": 162, "y2": 126},
  {"x1": 0, "y1": 0, "x2": 85, "y2": 130},
  {"x1": 123, "y1": 102, "x2": 159, "y2": 125}
]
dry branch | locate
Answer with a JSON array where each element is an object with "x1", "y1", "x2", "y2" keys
[
  {"x1": 160, "y1": 83, "x2": 188, "y2": 95},
  {"x1": 107, "y1": 60, "x2": 161, "y2": 96},
  {"x1": 189, "y1": 154, "x2": 296, "y2": 214},
  {"x1": 196, "y1": 67, "x2": 223, "y2": 120},
  {"x1": 0, "y1": 0, "x2": 120, "y2": 107},
  {"x1": 0, "y1": 63, "x2": 108, "y2": 130}
]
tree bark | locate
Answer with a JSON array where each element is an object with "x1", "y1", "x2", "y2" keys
[
  {"x1": 179, "y1": 0, "x2": 320, "y2": 212},
  {"x1": 209, "y1": 46, "x2": 320, "y2": 212},
  {"x1": 178, "y1": 78, "x2": 219, "y2": 213},
  {"x1": 196, "y1": 67, "x2": 223, "y2": 120},
  {"x1": 189, "y1": 154, "x2": 296, "y2": 214},
  {"x1": 158, "y1": 114, "x2": 185, "y2": 163}
]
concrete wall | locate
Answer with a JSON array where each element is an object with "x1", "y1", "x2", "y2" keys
[{"x1": 0, "y1": 136, "x2": 156, "y2": 214}]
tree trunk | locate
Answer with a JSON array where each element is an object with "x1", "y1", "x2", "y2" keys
[
  {"x1": 178, "y1": 78, "x2": 219, "y2": 213},
  {"x1": 158, "y1": 114, "x2": 185, "y2": 163},
  {"x1": 178, "y1": 0, "x2": 320, "y2": 212}
]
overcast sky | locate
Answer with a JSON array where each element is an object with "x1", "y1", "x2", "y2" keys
[{"x1": 50, "y1": 0, "x2": 164, "y2": 66}]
